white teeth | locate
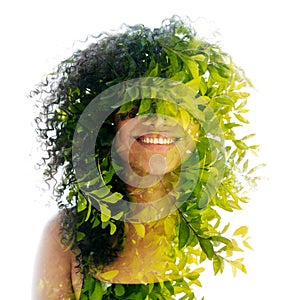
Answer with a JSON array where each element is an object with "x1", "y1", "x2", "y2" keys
[{"x1": 140, "y1": 137, "x2": 175, "y2": 145}]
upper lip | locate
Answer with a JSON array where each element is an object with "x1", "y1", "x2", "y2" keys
[
  {"x1": 133, "y1": 132, "x2": 182, "y2": 140},
  {"x1": 139, "y1": 138, "x2": 175, "y2": 146},
  {"x1": 133, "y1": 133, "x2": 183, "y2": 147}
]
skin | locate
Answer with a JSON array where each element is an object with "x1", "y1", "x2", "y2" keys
[
  {"x1": 32, "y1": 110, "x2": 200, "y2": 299},
  {"x1": 114, "y1": 112, "x2": 199, "y2": 178},
  {"x1": 32, "y1": 215, "x2": 82, "y2": 300}
]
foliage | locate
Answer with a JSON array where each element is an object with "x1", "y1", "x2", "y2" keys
[
  {"x1": 32, "y1": 16, "x2": 262, "y2": 299},
  {"x1": 80, "y1": 274, "x2": 198, "y2": 300}
]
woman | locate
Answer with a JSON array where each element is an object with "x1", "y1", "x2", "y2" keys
[{"x1": 32, "y1": 16, "x2": 255, "y2": 299}]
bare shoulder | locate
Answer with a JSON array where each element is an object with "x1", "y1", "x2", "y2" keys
[
  {"x1": 32, "y1": 212, "x2": 76, "y2": 300},
  {"x1": 41, "y1": 213, "x2": 68, "y2": 247}
]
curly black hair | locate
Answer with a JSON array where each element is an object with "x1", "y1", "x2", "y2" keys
[{"x1": 32, "y1": 16, "x2": 232, "y2": 271}]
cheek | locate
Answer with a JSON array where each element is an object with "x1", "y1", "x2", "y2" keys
[
  {"x1": 165, "y1": 150, "x2": 182, "y2": 172},
  {"x1": 128, "y1": 147, "x2": 151, "y2": 173},
  {"x1": 114, "y1": 133, "x2": 134, "y2": 163},
  {"x1": 114, "y1": 119, "x2": 138, "y2": 160}
]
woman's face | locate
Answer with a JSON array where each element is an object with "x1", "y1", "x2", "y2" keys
[{"x1": 113, "y1": 106, "x2": 199, "y2": 177}]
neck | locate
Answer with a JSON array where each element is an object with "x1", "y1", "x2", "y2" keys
[{"x1": 124, "y1": 171, "x2": 180, "y2": 222}]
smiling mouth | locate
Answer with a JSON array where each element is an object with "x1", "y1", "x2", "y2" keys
[{"x1": 135, "y1": 134, "x2": 182, "y2": 145}]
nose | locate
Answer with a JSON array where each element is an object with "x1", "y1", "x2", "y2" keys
[{"x1": 142, "y1": 114, "x2": 177, "y2": 128}]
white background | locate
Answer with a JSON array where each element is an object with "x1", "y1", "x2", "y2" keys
[{"x1": 1, "y1": 0, "x2": 300, "y2": 299}]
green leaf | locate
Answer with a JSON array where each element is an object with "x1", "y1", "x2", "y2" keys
[
  {"x1": 241, "y1": 133, "x2": 255, "y2": 140},
  {"x1": 84, "y1": 200, "x2": 92, "y2": 222},
  {"x1": 186, "y1": 77, "x2": 202, "y2": 91},
  {"x1": 191, "y1": 54, "x2": 206, "y2": 61},
  {"x1": 211, "y1": 235, "x2": 232, "y2": 247},
  {"x1": 92, "y1": 216, "x2": 101, "y2": 228},
  {"x1": 247, "y1": 163, "x2": 266, "y2": 174},
  {"x1": 178, "y1": 221, "x2": 190, "y2": 250},
  {"x1": 224, "y1": 122, "x2": 242, "y2": 129},
  {"x1": 146, "y1": 60, "x2": 159, "y2": 77},
  {"x1": 90, "y1": 187, "x2": 110, "y2": 199},
  {"x1": 76, "y1": 231, "x2": 85, "y2": 241},
  {"x1": 183, "y1": 57, "x2": 199, "y2": 78},
  {"x1": 114, "y1": 284, "x2": 125, "y2": 297},
  {"x1": 199, "y1": 77, "x2": 207, "y2": 95},
  {"x1": 243, "y1": 159, "x2": 249, "y2": 172},
  {"x1": 185, "y1": 271, "x2": 200, "y2": 280},
  {"x1": 164, "y1": 281, "x2": 174, "y2": 295},
  {"x1": 198, "y1": 238, "x2": 214, "y2": 260},
  {"x1": 214, "y1": 95, "x2": 234, "y2": 106},
  {"x1": 90, "y1": 280, "x2": 106, "y2": 300},
  {"x1": 234, "y1": 139, "x2": 248, "y2": 150},
  {"x1": 213, "y1": 255, "x2": 224, "y2": 275},
  {"x1": 77, "y1": 193, "x2": 87, "y2": 212},
  {"x1": 102, "y1": 192, "x2": 123, "y2": 203},
  {"x1": 139, "y1": 98, "x2": 152, "y2": 115},
  {"x1": 166, "y1": 50, "x2": 180, "y2": 73},
  {"x1": 235, "y1": 99, "x2": 248, "y2": 110},
  {"x1": 208, "y1": 63, "x2": 230, "y2": 82}
]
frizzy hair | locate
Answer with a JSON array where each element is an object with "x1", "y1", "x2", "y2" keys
[{"x1": 31, "y1": 16, "x2": 217, "y2": 268}]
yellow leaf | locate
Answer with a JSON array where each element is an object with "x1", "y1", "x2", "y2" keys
[
  {"x1": 164, "y1": 217, "x2": 176, "y2": 238},
  {"x1": 100, "y1": 213, "x2": 110, "y2": 223},
  {"x1": 109, "y1": 222, "x2": 117, "y2": 235},
  {"x1": 191, "y1": 54, "x2": 206, "y2": 61},
  {"x1": 234, "y1": 113, "x2": 249, "y2": 124},
  {"x1": 243, "y1": 238, "x2": 254, "y2": 250},
  {"x1": 193, "y1": 267, "x2": 205, "y2": 274},
  {"x1": 132, "y1": 223, "x2": 146, "y2": 238},
  {"x1": 186, "y1": 77, "x2": 201, "y2": 91},
  {"x1": 112, "y1": 211, "x2": 124, "y2": 220},
  {"x1": 100, "y1": 203, "x2": 111, "y2": 222},
  {"x1": 233, "y1": 226, "x2": 248, "y2": 237},
  {"x1": 231, "y1": 265, "x2": 237, "y2": 277},
  {"x1": 186, "y1": 59, "x2": 199, "y2": 78},
  {"x1": 186, "y1": 271, "x2": 200, "y2": 280},
  {"x1": 189, "y1": 279, "x2": 202, "y2": 288},
  {"x1": 234, "y1": 140, "x2": 248, "y2": 150},
  {"x1": 231, "y1": 239, "x2": 244, "y2": 252},
  {"x1": 100, "y1": 270, "x2": 119, "y2": 281},
  {"x1": 230, "y1": 259, "x2": 247, "y2": 275},
  {"x1": 221, "y1": 222, "x2": 230, "y2": 234}
]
